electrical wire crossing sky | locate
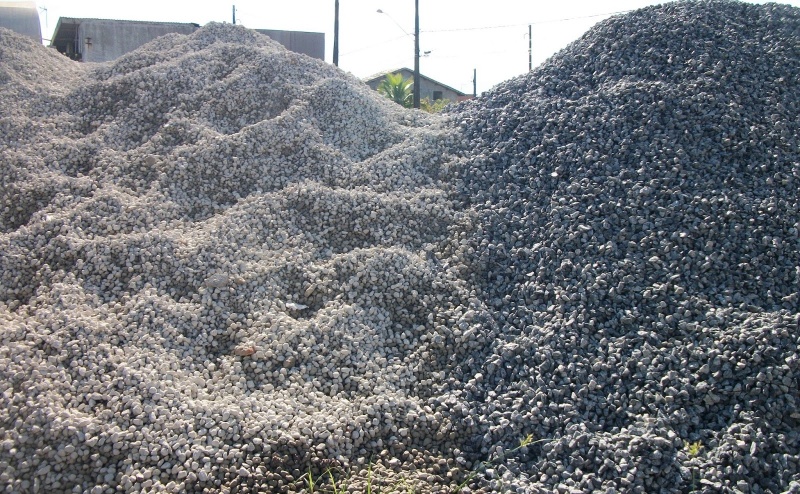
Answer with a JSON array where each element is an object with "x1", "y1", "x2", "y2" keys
[{"x1": 32, "y1": 0, "x2": 800, "y2": 94}]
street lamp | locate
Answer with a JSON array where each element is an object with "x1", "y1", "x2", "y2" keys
[
  {"x1": 377, "y1": 3, "x2": 420, "y2": 109},
  {"x1": 376, "y1": 9, "x2": 410, "y2": 36}
]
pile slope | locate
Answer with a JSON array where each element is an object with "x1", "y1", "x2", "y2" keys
[
  {"x1": 1, "y1": 23, "x2": 469, "y2": 493},
  {"x1": 447, "y1": 0, "x2": 799, "y2": 492}
]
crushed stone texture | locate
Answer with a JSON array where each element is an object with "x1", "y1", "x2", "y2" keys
[{"x1": 1, "y1": 1, "x2": 799, "y2": 493}]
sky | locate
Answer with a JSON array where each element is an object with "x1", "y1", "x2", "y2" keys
[{"x1": 30, "y1": 0, "x2": 800, "y2": 94}]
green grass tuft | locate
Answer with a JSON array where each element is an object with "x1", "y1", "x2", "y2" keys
[
  {"x1": 452, "y1": 434, "x2": 551, "y2": 493},
  {"x1": 684, "y1": 440, "x2": 703, "y2": 458}
]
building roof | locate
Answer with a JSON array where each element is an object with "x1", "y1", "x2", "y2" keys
[
  {"x1": 0, "y1": 1, "x2": 42, "y2": 42},
  {"x1": 363, "y1": 67, "x2": 466, "y2": 96},
  {"x1": 52, "y1": 16, "x2": 198, "y2": 26}
]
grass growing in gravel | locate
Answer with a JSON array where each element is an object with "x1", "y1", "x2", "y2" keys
[
  {"x1": 684, "y1": 440, "x2": 704, "y2": 492},
  {"x1": 684, "y1": 440, "x2": 703, "y2": 458},
  {"x1": 302, "y1": 461, "x2": 415, "y2": 494},
  {"x1": 452, "y1": 434, "x2": 553, "y2": 493},
  {"x1": 303, "y1": 466, "x2": 346, "y2": 493},
  {"x1": 300, "y1": 435, "x2": 551, "y2": 493},
  {"x1": 302, "y1": 466, "x2": 352, "y2": 494}
]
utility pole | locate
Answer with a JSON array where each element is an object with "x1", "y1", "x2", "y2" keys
[
  {"x1": 528, "y1": 24, "x2": 532, "y2": 72},
  {"x1": 333, "y1": 0, "x2": 340, "y2": 66},
  {"x1": 413, "y1": 0, "x2": 420, "y2": 109},
  {"x1": 232, "y1": 5, "x2": 236, "y2": 25},
  {"x1": 473, "y1": 68, "x2": 477, "y2": 97}
]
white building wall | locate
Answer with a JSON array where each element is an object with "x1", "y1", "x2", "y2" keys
[
  {"x1": 0, "y1": 1, "x2": 42, "y2": 42},
  {"x1": 78, "y1": 19, "x2": 197, "y2": 63}
]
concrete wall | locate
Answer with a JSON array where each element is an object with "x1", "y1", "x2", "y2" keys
[
  {"x1": 50, "y1": 18, "x2": 325, "y2": 63},
  {"x1": 78, "y1": 19, "x2": 198, "y2": 63},
  {"x1": 365, "y1": 68, "x2": 464, "y2": 103},
  {"x1": 0, "y1": 1, "x2": 41, "y2": 42},
  {"x1": 256, "y1": 29, "x2": 324, "y2": 60}
]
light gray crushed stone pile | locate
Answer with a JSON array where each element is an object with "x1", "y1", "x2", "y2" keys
[
  {"x1": 0, "y1": 1, "x2": 798, "y2": 493},
  {"x1": 444, "y1": 0, "x2": 799, "y2": 492},
  {"x1": 0, "y1": 23, "x2": 470, "y2": 493}
]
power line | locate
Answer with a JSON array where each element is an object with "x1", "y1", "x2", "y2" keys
[
  {"x1": 339, "y1": 33, "x2": 411, "y2": 57},
  {"x1": 421, "y1": 9, "x2": 633, "y2": 33},
  {"x1": 341, "y1": 7, "x2": 634, "y2": 69}
]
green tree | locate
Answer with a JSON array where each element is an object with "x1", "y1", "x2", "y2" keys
[{"x1": 377, "y1": 73, "x2": 413, "y2": 108}]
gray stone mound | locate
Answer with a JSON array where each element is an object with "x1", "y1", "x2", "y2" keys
[
  {"x1": 445, "y1": 0, "x2": 799, "y2": 492},
  {"x1": 1, "y1": 22, "x2": 467, "y2": 493}
]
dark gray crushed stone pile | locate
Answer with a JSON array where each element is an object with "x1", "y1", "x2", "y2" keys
[{"x1": 444, "y1": 0, "x2": 799, "y2": 492}]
